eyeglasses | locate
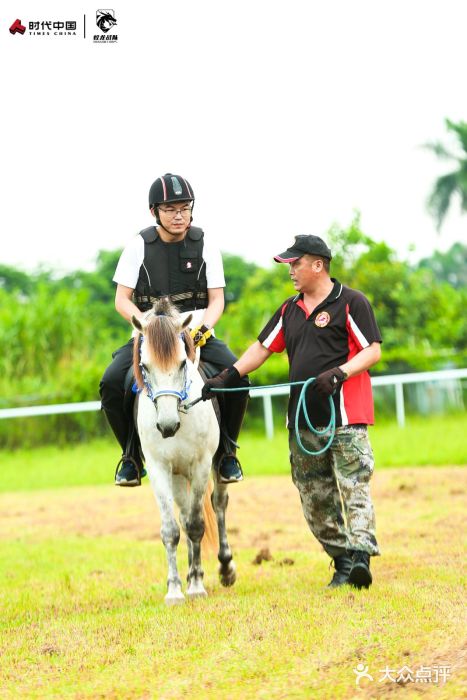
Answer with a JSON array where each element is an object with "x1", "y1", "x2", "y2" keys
[{"x1": 158, "y1": 205, "x2": 193, "y2": 218}]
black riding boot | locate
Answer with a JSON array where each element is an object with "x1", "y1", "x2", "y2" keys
[
  {"x1": 114, "y1": 421, "x2": 146, "y2": 487},
  {"x1": 100, "y1": 341, "x2": 145, "y2": 486},
  {"x1": 101, "y1": 390, "x2": 145, "y2": 487},
  {"x1": 215, "y1": 392, "x2": 249, "y2": 483}
]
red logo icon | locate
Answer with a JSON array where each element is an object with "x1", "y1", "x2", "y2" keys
[{"x1": 10, "y1": 19, "x2": 26, "y2": 35}]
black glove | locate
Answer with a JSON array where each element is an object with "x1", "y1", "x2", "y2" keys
[
  {"x1": 201, "y1": 367, "x2": 241, "y2": 401},
  {"x1": 314, "y1": 367, "x2": 347, "y2": 397}
]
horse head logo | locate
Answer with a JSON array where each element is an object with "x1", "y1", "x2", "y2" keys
[{"x1": 96, "y1": 10, "x2": 117, "y2": 33}]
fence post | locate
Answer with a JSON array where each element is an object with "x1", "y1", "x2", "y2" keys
[
  {"x1": 263, "y1": 395, "x2": 274, "y2": 439},
  {"x1": 395, "y1": 382, "x2": 405, "y2": 427}
]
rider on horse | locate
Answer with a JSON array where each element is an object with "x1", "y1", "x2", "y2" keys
[{"x1": 100, "y1": 173, "x2": 249, "y2": 486}]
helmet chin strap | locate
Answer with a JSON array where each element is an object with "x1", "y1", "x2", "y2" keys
[{"x1": 152, "y1": 206, "x2": 162, "y2": 226}]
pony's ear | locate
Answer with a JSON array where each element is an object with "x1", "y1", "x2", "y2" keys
[
  {"x1": 131, "y1": 315, "x2": 147, "y2": 333},
  {"x1": 182, "y1": 314, "x2": 193, "y2": 330}
]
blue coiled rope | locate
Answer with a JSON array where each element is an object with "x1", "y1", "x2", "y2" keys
[{"x1": 211, "y1": 377, "x2": 336, "y2": 456}]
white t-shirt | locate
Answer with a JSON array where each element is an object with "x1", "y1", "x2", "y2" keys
[{"x1": 113, "y1": 228, "x2": 225, "y2": 328}]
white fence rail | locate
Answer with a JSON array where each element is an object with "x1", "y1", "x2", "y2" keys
[
  {"x1": 1, "y1": 369, "x2": 466, "y2": 438},
  {"x1": 253, "y1": 368, "x2": 467, "y2": 437}
]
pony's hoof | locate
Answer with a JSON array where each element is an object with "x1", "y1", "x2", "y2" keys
[
  {"x1": 187, "y1": 588, "x2": 208, "y2": 600},
  {"x1": 219, "y1": 561, "x2": 237, "y2": 587},
  {"x1": 164, "y1": 592, "x2": 185, "y2": 606}
]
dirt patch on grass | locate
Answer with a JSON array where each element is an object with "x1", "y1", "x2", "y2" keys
[
  {"x1": 358, "y1": 640, "x2": 467, "y2": 698},
  {"x1": 0, "y1": 467, "x2": 465, "y2": 559}
]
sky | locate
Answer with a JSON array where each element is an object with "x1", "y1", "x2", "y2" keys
[{"x1": 1, "y1": 0, "x2": 466, "y2": 275}]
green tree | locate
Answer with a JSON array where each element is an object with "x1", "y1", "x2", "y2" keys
[
  {"x1": 55, "y1": 249, "x2": 126, "y2": 331},
  {"x1": 425, "y1": 119, "x2": 467, "y2": 230},
  {"x1": 222, "y1": 253, "x2": 259, "y2": 304},
  {"x1": 0, "y1": 264, "x2": 35, "y2": 295},
  {"x1": 417, "y1": 242, "x2": 467, "y2": 289}
]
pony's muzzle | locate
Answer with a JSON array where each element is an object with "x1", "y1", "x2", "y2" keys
[{"x1": 156, "y1": 420, "x2": 180, "y2": 438}]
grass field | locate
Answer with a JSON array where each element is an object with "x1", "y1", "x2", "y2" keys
[
  {"x1": 0, "y1": 469, "x2": 465, "y2": 698},
  {"x1": 1, "y1": 413, "x2": 466, "y2": 492},
  {"x1": 0, "y1": 416, "x2": 465, "y2": 698}
]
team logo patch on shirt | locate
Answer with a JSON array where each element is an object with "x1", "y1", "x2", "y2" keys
[{"x1": 315, "y1": 311, "x2": 330, "y2": 327}]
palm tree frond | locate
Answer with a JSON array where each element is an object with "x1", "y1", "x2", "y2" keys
[
  {"x1": 445, "y1": 119, "x2": 467, "y2": 154},
  {"x1": 423, "y1": 140, "x2": 455, "y2": 160},
  {"x1": 426, "y1": 120, "x2": 467, "y2": 230},
  {"x1": 427, "y1": 172, "x2": 459, "y2": 231}
]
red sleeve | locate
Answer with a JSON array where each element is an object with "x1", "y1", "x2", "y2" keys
[{"x1": 257, "y1": 302, "x2": 289, "y2": 353}]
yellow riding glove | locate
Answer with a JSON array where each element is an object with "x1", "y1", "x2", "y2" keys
[{"x1": 190, "y1": 324, "x2": 213, "y2": 348}]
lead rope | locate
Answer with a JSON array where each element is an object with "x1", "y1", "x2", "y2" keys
[{"x1": 186, "y1": 378, "x2": 336, "y2": 456}]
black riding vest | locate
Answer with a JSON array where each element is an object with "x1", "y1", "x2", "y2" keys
[{"x1": 132, "y1": 226, "x2": 208, "y2": 313}]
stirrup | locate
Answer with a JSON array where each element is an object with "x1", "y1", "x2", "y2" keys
[
  {"x1": 115, "y1": 455, "x2": 142, "y2": 486},
  {"x1": 215, "y1": 453, "x2": 244, "y2": 484}
]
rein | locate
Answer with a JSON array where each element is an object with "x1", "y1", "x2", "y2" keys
[{"x1": 207, "y1": 378, "x2": 336, "y2": 456}]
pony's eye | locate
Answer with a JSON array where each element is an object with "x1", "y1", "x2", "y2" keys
[
  {"x1": 180, "y1": 359, "x2": 186, "y2": 371},
  {"x1": 141, "y1": 363, "x2": 149, "y2": 372}
]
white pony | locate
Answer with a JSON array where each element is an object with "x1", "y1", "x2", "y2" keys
[{"x1": 132, "y1": 300, "x2": 237, "y2": 605}]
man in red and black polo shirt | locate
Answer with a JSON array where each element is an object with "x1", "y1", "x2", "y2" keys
[{"x1": 203, "y1": 235, "x2": 382, "y2": 589}]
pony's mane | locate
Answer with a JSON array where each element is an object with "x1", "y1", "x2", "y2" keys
[{"x1": 133, "y1": 299, "x2": 195, "y2": 389}]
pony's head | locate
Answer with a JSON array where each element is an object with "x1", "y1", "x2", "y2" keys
[{"x1": 131, "y1": 299, "x2": 195, "y2": 438}]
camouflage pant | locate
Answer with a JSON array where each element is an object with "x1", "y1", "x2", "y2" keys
[{"x1": 289, "y1": 425, "x2": 379, "y2": 558}]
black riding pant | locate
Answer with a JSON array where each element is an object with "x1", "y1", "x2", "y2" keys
[{"x1": 99, "y1": 336, "x2": 249, "y2": 457}]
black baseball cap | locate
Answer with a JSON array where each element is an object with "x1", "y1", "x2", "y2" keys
[{"x1": 274, "y1": 235, "x2": 332, "y2": 263}]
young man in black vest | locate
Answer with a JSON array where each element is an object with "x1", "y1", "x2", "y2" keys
[{"x1": 100, "y1": 173, "x2": 249, "y2": 486}]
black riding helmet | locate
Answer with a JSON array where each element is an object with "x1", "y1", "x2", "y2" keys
[{"x1": 149, "y1": 173, "x2": 195, "y2": 225}]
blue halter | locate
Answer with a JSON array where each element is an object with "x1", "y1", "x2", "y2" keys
[{"x1": 138, "y1": 334, "x2": 191, "y2": 407}]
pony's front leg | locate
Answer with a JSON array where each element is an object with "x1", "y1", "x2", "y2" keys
[
  {"x1": 172, "y1": 475, "x2": 194, "y2": 578},
  {"x1": 185, "y1": 467, "x2": 210, "y2": 599},
  {"x1": 147, "y1": 463, "x2": 185, "y2": 605},
  {"x1": 212, "y1": 479, "x2": 237, "y2": 587}
]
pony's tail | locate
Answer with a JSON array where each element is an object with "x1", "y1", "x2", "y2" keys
[{"x1": 201, "y1": 478, "x2": 219, "y2": 556}]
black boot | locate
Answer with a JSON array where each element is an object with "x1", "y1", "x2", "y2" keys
[
  {"x1": 115, "y1": 406, "x2": 146, "y2": 486},
  {"x1": 102, "y1": 379, "x2": 146, "y2": 487},
  {"x1": 216, "y1": 392, "x2": 249, "y2": 483},
  {"x1": 326, "y1": 554, "x2": 352, "y2": 588},
  {"x1": 349, "y1": 551, "x2": 372, "y2": 589},
  {"x1": 115, "y1": 456, "x2": 147, "y2": 486}
]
